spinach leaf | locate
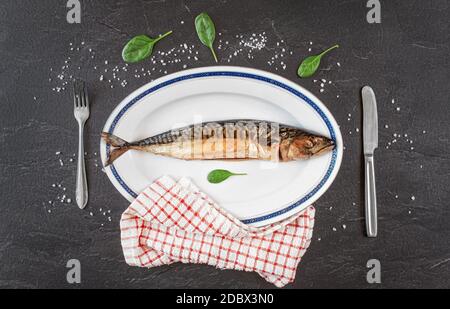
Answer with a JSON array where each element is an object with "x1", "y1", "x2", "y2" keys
[
  {"x1": 297, "y1": 44, "x2": 339, "y2": 78},
  {"x1": 207, "y1": 169, "x2": 246, "y2": 184},
  {"x1": 122, "y1": 31, "x2": 172, "y2": 63},
  {"x1": 195, "y1": 12, "x2": 218, "y2": 62}
]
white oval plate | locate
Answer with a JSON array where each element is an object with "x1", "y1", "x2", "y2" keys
[{"x1": 100, "y1": 66, "x2": 343, "y2": 227}]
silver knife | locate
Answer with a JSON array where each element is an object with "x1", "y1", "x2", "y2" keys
[{"x1": 362, "y1": 86, "x2": 378, "y2": 238}]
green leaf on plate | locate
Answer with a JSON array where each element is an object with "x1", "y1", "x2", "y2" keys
[{"x1": 207, "y1": 169, "x2": 246, "y2": 184}]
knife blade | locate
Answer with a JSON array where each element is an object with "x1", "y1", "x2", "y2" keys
[
  {"x1": 362, "y1": 86, "x2": 378, "y2": 154},
  {"x1": 362, "y1": 86, "x2": 378, "y2": 238}
]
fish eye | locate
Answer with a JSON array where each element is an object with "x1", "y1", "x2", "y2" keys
[{"x1": 305, "y1": 140, "x2": 314, "y2": 148}]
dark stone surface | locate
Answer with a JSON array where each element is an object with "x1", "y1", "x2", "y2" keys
[{"x1": 0, "y1": 0, "x2": 449, "y2": 289}]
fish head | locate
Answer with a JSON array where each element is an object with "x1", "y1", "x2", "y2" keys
[{"x1": 284, "y1": 134, "x2": 335, "y2": 160}]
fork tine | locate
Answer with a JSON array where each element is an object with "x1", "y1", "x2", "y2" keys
[
  {"x1": 83, "y1": 84, "x2": 89, "y2": 108},
  {"x1": 73, "y1": 80, "x2": 88, "y2": 108},
  {"x1": 73, "y1": 82, "x2": 78, "y2": 108},
  {"x1": 80, "y1": 84, "x2": 85, "y2": 107}
]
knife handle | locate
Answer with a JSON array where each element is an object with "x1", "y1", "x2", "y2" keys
[{"x1": 365, "y1": 155, "x2": 377, "y2": 237}]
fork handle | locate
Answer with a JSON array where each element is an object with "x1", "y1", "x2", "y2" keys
[{"x1": 76, "y1": 122, "x2": 88, "y2": 209}]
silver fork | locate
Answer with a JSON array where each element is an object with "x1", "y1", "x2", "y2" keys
[{"x1": 73, "y1": 80, "x2": 90, "y2": 209}]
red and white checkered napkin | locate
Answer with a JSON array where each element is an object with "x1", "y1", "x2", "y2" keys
[{"x1": 120, "y1": 176, "x2": 315, "y2": 287}]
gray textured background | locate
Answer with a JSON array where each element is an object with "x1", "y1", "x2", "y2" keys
[{"x1": 0, "y1": 0, "x2": 449, "y2": 289}]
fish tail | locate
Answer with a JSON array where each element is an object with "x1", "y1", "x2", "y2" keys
[
  {"x1": 101, "y1": 132, "x2": 130, "y2": 166},
  {"x1": 101, "y1": 132, "x2": 128, "y2": 147},
  {"x1": 106, "y1": 147, "x2": 130, "y2": 166}
]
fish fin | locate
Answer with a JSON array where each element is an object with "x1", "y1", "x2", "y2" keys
[
  {"x1": 105, "y1": 147, "x2": 130, "y2": 166},
  {"x1": 101, "y1": 132, "x2": 128, "y2": 147}
]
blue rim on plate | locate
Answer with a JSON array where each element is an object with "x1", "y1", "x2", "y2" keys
[{"x1": 106, "y1": 71, "x2": 337, "y2": 224}]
